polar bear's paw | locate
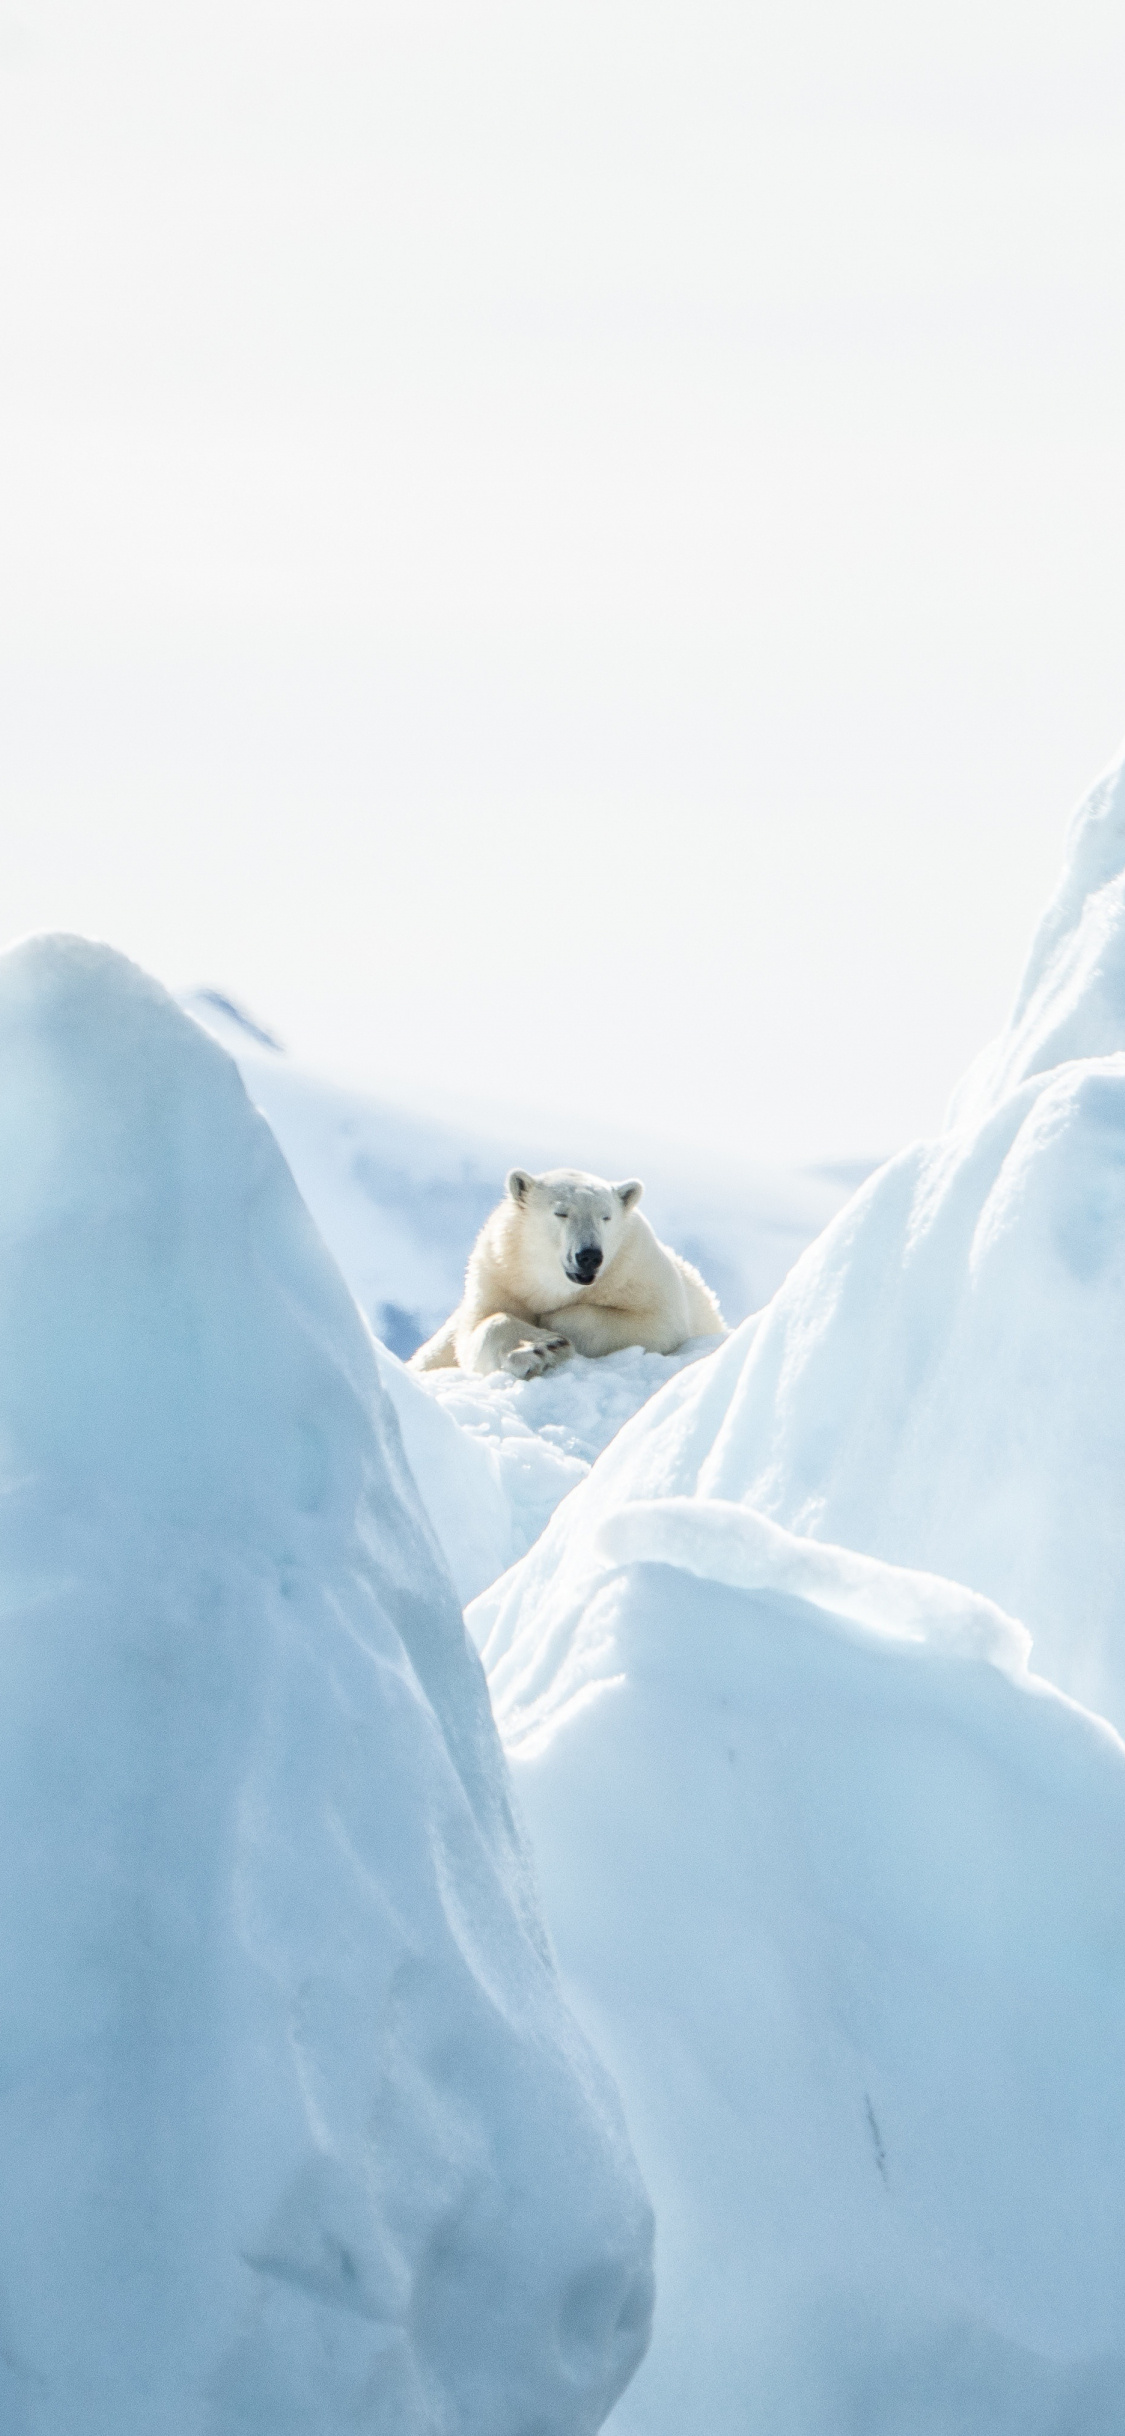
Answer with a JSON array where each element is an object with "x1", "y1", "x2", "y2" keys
[{"x1": 503, "y1": 1334, "x2": 573, "y2": 1379}]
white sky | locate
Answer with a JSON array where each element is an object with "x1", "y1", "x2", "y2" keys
[{"x1": 4, "y1": 0, "x2": 1125, "y2": 1163}]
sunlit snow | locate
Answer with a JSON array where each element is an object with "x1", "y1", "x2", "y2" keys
[
  {"x1": 4, "y1": 743, "x2": 1125, "y2": 2432},
  {"x1": 0, "y1": 938, "x2": 652, "y2": 2436},
  {"x1": 462, "y1": 740, "x2": 1125, "y2": 2430}
]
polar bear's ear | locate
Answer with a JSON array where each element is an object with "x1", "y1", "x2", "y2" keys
[
  {"x1": 615, "y1": 1179, "x2": 644, "y2": 1211},
  {"x1": 506, "y1": 1168, "x2": 535, "y2": 1205}
]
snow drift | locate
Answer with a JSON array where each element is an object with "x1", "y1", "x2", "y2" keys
[
  {"x1": 473, "y1": 1491, "x2": 1125, "y2": 2433},
  {"x1": 466, "y1": 742, "x2": 1125, "y2": 2429},
  {"x1": 477, "y1": 741, "x2": 1125, "y2": 1726},
  {"x1": 951, "y1": 742, "x2": 1125, "y2": 1125},
  {"x1": 0, "y1": 937, "x2": 652, "y2": 2436},
  {"x1": 374, "y1": 1341, "x2": 714, "y2": 1608}
]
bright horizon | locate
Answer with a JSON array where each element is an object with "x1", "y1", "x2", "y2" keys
[{"x1": 5, "y1": 0, "x2": 1125, "y2": 1163}]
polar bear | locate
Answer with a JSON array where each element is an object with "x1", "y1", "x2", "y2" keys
[{"x1": 409, "y1": 1167, "x2": 726, "y2": 1377}]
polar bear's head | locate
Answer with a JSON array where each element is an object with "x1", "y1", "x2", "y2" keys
[{"x1": 506, "y1": 1167, "x2": 644, "y2": 1287}]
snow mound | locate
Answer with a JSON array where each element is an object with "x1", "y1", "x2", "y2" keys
[
  {"x1": 463, "y1": 743, "x2": 1125, "y2": 2427},
  {"x1": 471, "y1": 1501, "x2": 1125, "y2": 2434},
  {"x1": 476, "y1": 743, "x2": 1125, "y2": 1726},
  {"x1": 0, "y1": 937, "x2": 653, "y2": 2436},
  {"x1": 375, "y1": 1341, "x2": 717, "y2": 1607},
  {"x1": 952, "y1": 740, "x2": 1125, "y2": 1125}
]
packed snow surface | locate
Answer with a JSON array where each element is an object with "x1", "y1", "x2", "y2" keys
[
  {"x1": 375, "y1": 1342, "x2": 716, "y2": 1607},
  {"x1": 463, "y1": 741, "x2": 1125, "y2": 2429},
  {"x1": 0, "y1": 939, "x2": 653, "y2": 2436},
  {"x1": 473, "y1": 1502, "x2": 1125, "y2": 2432}
]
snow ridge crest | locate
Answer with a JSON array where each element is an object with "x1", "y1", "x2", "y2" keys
[{"x1": 951, "y1": 739, "x2": 1125, "y2": 1128}]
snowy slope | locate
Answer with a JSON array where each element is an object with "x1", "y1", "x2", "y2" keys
[
  {"x1": 373, "y1": 1342, "x2": 716, "y2": 1607},
  {"x1": 462, "y1": 741, "x2": 1125, "y2": 2431},
  {"x1": 476, "y1": 741, "x2": 1125, "y2": 1727},
  {"x1": 472, "y1": 1505, "x2": 1125, "y2": 2434},
  {"x1": 0, "y1": 939, "x2": 653, "y2": 2435},
  {"x1": 950, "y1": 745, "x2": 1125, "y2": 1125}
]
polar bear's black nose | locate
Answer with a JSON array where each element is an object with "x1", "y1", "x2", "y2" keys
[{"x1": 572, "y1": 1245, "x2": 603, "y2": 1283}]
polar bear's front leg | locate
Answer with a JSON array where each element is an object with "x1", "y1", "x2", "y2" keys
[
  {"x1": 503, "y1": 1331, "x2": 575, "y2": 1379},
  {"x1": 457, "y1": 1312, "x2": 574, "y2": 1377},
  {"x1": 537, "y1": 1302, "x2": 676, "y2": 1356}
]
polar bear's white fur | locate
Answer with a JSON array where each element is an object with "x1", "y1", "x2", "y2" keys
[{"x1": 409, "y1": 1167, "x2": 726, "y2": 1378}]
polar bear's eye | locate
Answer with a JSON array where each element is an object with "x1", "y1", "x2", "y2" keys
[{"x1": 554, "y1": 1208, "x2": 568, "y2": 1219}]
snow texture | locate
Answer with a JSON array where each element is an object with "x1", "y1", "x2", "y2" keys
[
  {"x1": 376, "y1": 1342, "x2": 716, "y2": 1608},
  {"x1": 473, "y1": 1500, "x2": 1125, "y2": 2433},
  {"x1": 950, "y1": 740, "x2": 1125, "y2": 1125},
  {"x1": 465, "y1": 742, "x2": 1125, "y2": 2430},
  {"x1": 0, "y1": 938, "x2": 653, "y2": 2436}
]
